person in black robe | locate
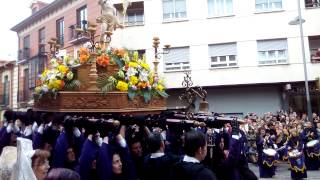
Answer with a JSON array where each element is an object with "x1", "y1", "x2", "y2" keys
[
  {"x1": 287, "y1": 129, "x2": 307, "y2": 179},
  {"x1": 142, "y1": 131, "x2": 180, "y2": 180},
  {"x1": 301, "y1": 121, "x2": 319, "y2": 170},
  {"x1": 256, "y1": 128, "x2": 277, "y2": 178},
  {"x1": 170, "y1": 130, "x2": 217, "y2": 180}
]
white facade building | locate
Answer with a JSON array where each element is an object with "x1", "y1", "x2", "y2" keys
[{"x1": 109, "y1": 0, "x2": 320, "y2": 116}]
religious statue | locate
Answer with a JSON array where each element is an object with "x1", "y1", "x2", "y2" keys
[{"x1": 97, "y1": 0, "x2": 124, "y2": 44}]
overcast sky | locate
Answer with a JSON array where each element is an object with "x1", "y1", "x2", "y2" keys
[{"x1": 0, "y1": 0, "x2": 54, "y2": 61}]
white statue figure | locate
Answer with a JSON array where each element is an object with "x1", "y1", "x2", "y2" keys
[{"x1": 97, "y1": 0, "x2": 124, "y2": 43}]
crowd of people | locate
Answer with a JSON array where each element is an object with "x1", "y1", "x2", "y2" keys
[{"x1": 0, "y1": 108, "x2": 319, "y2": 180}]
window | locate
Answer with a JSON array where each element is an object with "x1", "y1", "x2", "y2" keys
[
  {"x1": 23, "y1": 35, "x2": 30, "y2": 59},
  {"x1": 257, "y1": 39, "x2": 288, "y2": 65},
  {"x1": 123, "y1": 1, "x2": 144, "y2": 26},
  {"x1": 23, "y1": 69, "x2": 29, "y2": 101},
  {"x1": 163, "y1": 47, "x2": 190, "y2": 71},
  {"x1": 56, "y1": 18, "x2": 64, "y2": 45},
  {"x1": 38, "y1": 27, "x2": 45, "y2": 54},
  {"x1": 255, "y1": 0, "x2": 282, "y2": 12},
  {"x1": 209, "y1": 43, "x2": 237, "y2": 68},
  {"x1": 207, "y1": 0, "x2": 233, "y2": 17},
  {"x1": 3, "y1": 75, "x2": 9, "y2": 106},
  {"x1": 162, "y1": 0, "x2": 187, "y2": 21},
  {"x1": 305, "y1": 0, "x2": 320, "y2": 8},
  {"x1": 77, "y1": 6, "x2": 87, "y2": 30},
  {"x1": 28, "y1": 58, "x2": 43, "y2": 89}
]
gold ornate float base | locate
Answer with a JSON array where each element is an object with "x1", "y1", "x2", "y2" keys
[{"x1": 33, "y1": 91, "x2": 166, "y2": 114}]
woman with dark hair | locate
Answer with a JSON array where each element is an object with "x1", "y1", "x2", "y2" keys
[{"x1": 45, "y1": 168, "x2": 80, "y2": 180}]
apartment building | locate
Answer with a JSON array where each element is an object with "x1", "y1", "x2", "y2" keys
[
  {"x1": 0, "y1": 61, "x2": 15, "y2": 109},
  {"x1": 11, "y1": 0, "x2": 320, "y2": 115}
]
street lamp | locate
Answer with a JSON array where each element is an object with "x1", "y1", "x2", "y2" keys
[{"x1": 289, "y1": 0, "x2": 312, "y2": 121}]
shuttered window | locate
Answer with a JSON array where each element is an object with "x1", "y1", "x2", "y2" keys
[
  {"x1": 163, "y1": 46, "x2": 190, "y2": 71},
  {"x1": 257, "y1": 39, "x2": 288, "y2": 65},
  {"x1": 209, "y1": 42, "x2": 237, "y2": 68}
]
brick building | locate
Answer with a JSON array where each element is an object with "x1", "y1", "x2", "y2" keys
[
  {"x1": 0, "y1": 61, "x2": 15, "y2": 109},
  {"x1": 11, "y1": 0, "x2": 97, "y2": 108}
]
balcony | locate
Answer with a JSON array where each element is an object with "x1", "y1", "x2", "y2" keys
[
  {"x1": 18, "y1": 48, "x2": 30, "y2": 61},
  {"x1": 309, "y1": 36, "x2": 320, "y2": 63},
  {"x1": 305, "y1": 0, "x2": 320, "y2": 8},
  {"x1": 68, "y1": 22, "x2": 90, "y2": 44}
]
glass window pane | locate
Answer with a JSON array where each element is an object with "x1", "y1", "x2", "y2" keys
[
  {"x1": 220, "y1": 56, "x2": 226, "y2": 62},
  {"x1": 226, "y1": 0, "x2": 233, "y2": 14},
  {"x1": 278, "y1": 50, "x2": 286, "y2": 58},
  {"x1": 208, "y1": 0, "x2": 214, "y2": 16},
  {"x1": 229, "y1": 55, "x2": 236, "y2": 61},
  {"x1": 211, "y1": 56, "x2": 218, "y2": 62},
  {"x1": 163, "y1": 0, "x2": 174, "y2": 14},
  {"x1": 268, "y1": 50, "x2": 276, "y2": 59},
  {"x1": 259, "y1": 51, "x2": 266, "y2": 60}
]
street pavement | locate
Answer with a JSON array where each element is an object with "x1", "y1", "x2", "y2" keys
[{"x1": 249, "y1": 162, "x2": 320, "y2": 179}]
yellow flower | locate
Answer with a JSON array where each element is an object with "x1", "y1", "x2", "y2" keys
[
  {"x1": 156, "y1": 84, "x2": 164, "y2": 91},
  {"x1": 57, "y1": 65, "x2": 69, "y2": 75},
  {"x1": 116, "y1": 81, "x2": 128, "y2": 91},
  {"x1": 140, "y1": 62, "x2": 150, "y2": 70},
  {"x1": 41, "y1": 68, "x2": 49, "y2": 78},
  {"x1": 128, "y1": 62, "x2": 138, "y2": 68},
  {"x1": 35, "y1": 86, "x2": 42, "y2": 94},
  {"x1": 129, "y1": 76, "x2": 139, "y2": 85}
]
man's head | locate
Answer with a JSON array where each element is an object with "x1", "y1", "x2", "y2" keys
[
  {"x1": 147, "y1": 132, "x2": 165, "y2": 153},
  {"x1": 130, "y1": 139, "x2": 143, "y2": 157},
  {"x1": 184, "y1": 130, "x2": 207, "y2": 161}
]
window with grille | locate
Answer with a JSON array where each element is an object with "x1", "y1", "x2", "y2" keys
[
  {"x1": 163, "y1": 47, "x2": 190, "y2": 71},
  {"x1": 3, "y1": 75, "x2": 9, "y2": 106},
  {"x1": 207, "y1": 0, "x2": 233, "y2": 17},
  {"x1": 77, "y1": 6, "x2": 87, "y2": 30},
  {"x1": 39, "y1": 27, "x2": 45, "y2": 54},
  {"x1": 56, "y1": 18, "x2": 64, "y2": 46},
  {"x1": 209, "y1": 43, "x2": 237, "y2": 68},
  {"x1": 255, "y1": 0, "x2": 282, "y2": 12},
  {"x1": 23, "y1": 35, "x2": 30, "y2": 59},
  {"x1": 162, "y1": 0, "x2": 187, "y2": 21},
  {"x1": 257, "y1": 39, "x2": 288, "y2": 65}
]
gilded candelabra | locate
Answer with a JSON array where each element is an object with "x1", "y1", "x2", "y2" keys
[
  {"x1": 75, "y1": 23, "x2": 100, "y2": 91},
  {"x1": 47, "y1": 37, "x2": 60, "y2": 58},
  {"x1": 152, "y1": 37, "x2": 170, "y2": 78}
]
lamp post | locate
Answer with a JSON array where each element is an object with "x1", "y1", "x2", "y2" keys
[{"x1": 289, "y1": 0, "x2": 312, "y2": 121}]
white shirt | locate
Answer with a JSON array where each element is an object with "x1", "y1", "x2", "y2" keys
[
  {"x1": 150, "y1": 152, "x2": 165, "y2": 159},
  {"x1": 183, "y1": 155, "x2": 200, "y2": 163}
]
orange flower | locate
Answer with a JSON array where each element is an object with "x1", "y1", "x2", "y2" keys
[
  {"x1": 117, "y1": 49, "x2": 125, "y2": 58},
  {"x1": 56, "y1": 80, "x2": 65, "y2": 90},
  {"x1": 79, "y1": 47, "x2": 90, "y2": 64},
  {"x1": 36, "y1": 79, "x2": 42, "y2": 86},
  {"x1": 97, "y1": 55, "x2": 110, "y2": 67},
  {"x1": 137, "y1": 82, "x2": 148, "y2": 89}
]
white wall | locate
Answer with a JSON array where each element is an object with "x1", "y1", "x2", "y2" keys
[
  {"x1": 166, "y1": 85, "x2": 283, "y2": 116},
  {"x1": 110, "y1": 0, "x2": 320, "y2": 88}
]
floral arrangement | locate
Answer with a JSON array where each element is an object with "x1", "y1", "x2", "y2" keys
[
  {"x1": 98, "y1": 50, "x2": 168, "y2": 102},
  {"x1": 34, "y1": 56, "x2": 80, "y2": 99}
]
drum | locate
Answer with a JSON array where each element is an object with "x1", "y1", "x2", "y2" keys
[
  {"x1": 307, "y1": 139, "x2": 319, "y2": 148},
  {"x1": 288, "y1": 149, "x2": 302, "y2": 158},
  {"x1": 263, "y1": 148, "x2": 277, "y2": 156}
]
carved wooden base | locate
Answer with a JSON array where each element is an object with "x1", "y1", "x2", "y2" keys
[{"x1": 33, "y1": 91, "x2": 166, "y2": 113}]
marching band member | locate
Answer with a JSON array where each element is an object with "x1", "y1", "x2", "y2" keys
[
  {"x1": 256, "y1": 128, "x2": 278, "y2": 178},
  {"x1": 287, "y1": 128, "x2": 307, "y2": 179},
  {"x1": 301, "y1": 121, "x2": 319, "y2": 170}
]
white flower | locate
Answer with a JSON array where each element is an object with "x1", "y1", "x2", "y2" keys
[
  {"x1": 126, "y1": 67, "x2": 138, "y2": 77},
  {"x1": 83, "y1": 42, "x2": 92, "y2": 49},
  {"x1": 139, "y1": 69, "x2": 149, "y2": 82},
  {"x1": 42, "y1": 85, "x2": 49, "y2": 93},
  {"x1": 50, "y1": 58, "x2": 58, "y2": 67}
]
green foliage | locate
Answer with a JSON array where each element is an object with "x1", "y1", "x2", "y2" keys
[
  {"x1": 64, "y1": 80, "x2": 81, "y2": 91},
  {"x1": 97, "y1": 74, "x2": 115, "y2": 95}
]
